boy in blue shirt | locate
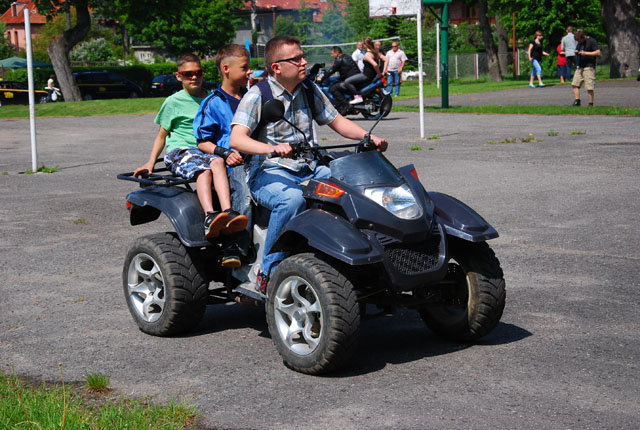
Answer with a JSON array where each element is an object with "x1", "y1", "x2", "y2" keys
[
  {"x1": 134, "y1": 53, "x2": 247, "y2": 257},
  {"x1": 193, "y1": 44, "x2": 253, "y2": 265}
]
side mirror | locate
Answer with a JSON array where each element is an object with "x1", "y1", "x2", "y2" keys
[
  {"x1": 379, "y1": 95, "x2": 392, "y2": 117},
  {"x1": 262, "y1": 99, "x2": 285, "y2": 123}
]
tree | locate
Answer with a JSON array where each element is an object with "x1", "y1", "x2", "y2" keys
[
  {"x1": 477, "y1": 0, "x2": 502, "y2": 80},
  {"x1": 34, "y1": 0, "x2": 91, "y2": 102},
  {"x1": 275, "y1": 15, "x2": 299, "y2": 38},
  {"x1": 601, "y1": 0, "x2": 640, "y2": 78},
  {"x1": 0, "y1": 22, "x2": 17, "y2": 59}
]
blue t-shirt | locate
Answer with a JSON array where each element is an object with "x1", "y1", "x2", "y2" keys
[{"x1": 193, "y1": 86, "x2": 246, "y2": 150}]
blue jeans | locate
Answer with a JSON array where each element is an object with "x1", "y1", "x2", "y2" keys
[
  {"x1": 387, "y1": 71, "x2": 401, "y2": 96},
  {"x1": 531, "y1": 60, "x2": 542, "y2": 76},
  {"x1": 250, "y1": 164, "x2": 331, "y2": 275}
]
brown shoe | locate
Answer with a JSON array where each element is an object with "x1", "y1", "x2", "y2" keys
[
  {"x1": 222, "y1": 209, "x2": 248, "y2": 235},
  {"x1": 204, "y1": 211, "x2": 229, "y2": 238}
]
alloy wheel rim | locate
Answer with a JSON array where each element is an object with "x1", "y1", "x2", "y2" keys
[
  {"x1": 273, "y1": 275, "x2": 323, "y2": 356},
  {"x1": 126, "y1": 253, "x2": 165, "y2": 322}
]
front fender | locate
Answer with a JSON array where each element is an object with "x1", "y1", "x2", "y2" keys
[
  {"x1": 427, "y1": 192, "x2": 499, "y2": 242},
  {"x1": 271, "y1": 209, "x2": 383, "y2": 266},
  {"x1": 126, "y1": 187, "x2": 208, "y2": 247}
]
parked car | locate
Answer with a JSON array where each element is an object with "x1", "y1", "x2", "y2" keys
[
  {"x1": 149, "y1": 73, "x2": 219, "y2": 97},
  {"x1": 0, "y1": 81, "x2": 49, "y2": 106},
  {"x1": 73, "y1": 71, "x2": 143, "y2": 100}
]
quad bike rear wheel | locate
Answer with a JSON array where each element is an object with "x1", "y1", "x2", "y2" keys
[
  {"x1": 267, "y1": 253, "x2": 360, "y2": 375},
  {"x1": 123, "y1": 233, "x2": 208, "y2": 336},
  {"x1": 419, "y1": 241, "x2": 505, "y2": 341}
]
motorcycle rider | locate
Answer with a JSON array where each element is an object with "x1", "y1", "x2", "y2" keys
[
  {"x1": 318, "y1": 46, "x2": 367, "y2": 115},
  {"x1": 350, "y1": 37, "x2": 384, "y2": 105}
]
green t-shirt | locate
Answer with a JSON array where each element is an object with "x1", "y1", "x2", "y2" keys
[{"x1": 154, "y1": 89, "x2": 208, "y2": 154}]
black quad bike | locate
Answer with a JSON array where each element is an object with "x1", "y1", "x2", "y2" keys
[{"x1": 117, "y1": 97, "x2": 505, "y2": 375}]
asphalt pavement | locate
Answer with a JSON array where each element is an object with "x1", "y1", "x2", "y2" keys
[{"x1": 1, "y1": 101, "x2": 640, "y2": 429}]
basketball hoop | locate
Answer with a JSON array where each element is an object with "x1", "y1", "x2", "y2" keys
[{"x1": 372, "y1": 6, "x2": 396, "y2": 18}]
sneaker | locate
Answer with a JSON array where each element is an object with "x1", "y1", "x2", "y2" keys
[
  {"x1": 256, "y1": 271, "x2": 269, "y2": 295},
  {"x1": 222, "y1": 209, "x2": 248, "y2": 235},
  {"x1": 572, "y1": 99, "x2": 581, "y2": 106},
  {"x1": 221, "y1": 253, "x2": 241, "y2": 269},
  {"x1": 204, "y1": 211, "x2": 229, "y2": 238},
  {"x1": 538, "y1": 83, "x2": 545, "y2": 87},
  {"x1": 529, "y1": 84, "x2": 536, "y2": 88},
  {"x1": 349, "y1": 94, "x2": 363, "y2": 104}
]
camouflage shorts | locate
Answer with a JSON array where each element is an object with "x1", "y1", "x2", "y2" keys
[{"x1": 164, "y1": 148, "x2": 220, "y2": 179}]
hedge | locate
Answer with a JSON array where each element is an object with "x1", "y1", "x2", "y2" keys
[{"x1": 5, "y1": 60, "x2": 223, "y2": 94}]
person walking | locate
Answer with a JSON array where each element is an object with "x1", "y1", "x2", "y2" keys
[
  {"x1": 528, "y1": 31, "x2": 550, "y2": 88},
  {"x1": 571, "y1": 29, "x2": 600, "y2": 106},
  {"x1": 561, "y1": 26, "x2": 577, "y2": 77},
  {"x1": 384, "y1": 41, "x2": 407, "y2": 97}
]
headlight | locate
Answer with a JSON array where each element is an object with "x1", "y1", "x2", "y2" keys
[{"x1": 363, "y1": 184, "x2": 423, "y2": 219}]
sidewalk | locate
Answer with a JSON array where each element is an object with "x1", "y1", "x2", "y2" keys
[{"x1": 396, "y1": 79, "x2": 640, "y2": 108}]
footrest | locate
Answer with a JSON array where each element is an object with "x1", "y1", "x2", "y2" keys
[{"x1": 235, "y1": 283, "x2": 267, "y2": 302}]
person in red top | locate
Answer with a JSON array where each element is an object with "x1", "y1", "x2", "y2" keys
[{"x1": 556, "y1": 43, "x2": 569, "y2": 83}]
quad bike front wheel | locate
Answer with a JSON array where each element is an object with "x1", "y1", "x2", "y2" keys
[
  {"x1": 267, "y1": 253, "x2": 360, "y2": 375},
  {"x1": 419, "y1": 240, "x2": 506, "y2": 341},
  {"x1": 123, "y1": 233, "x2": 208, "y2": 336}
]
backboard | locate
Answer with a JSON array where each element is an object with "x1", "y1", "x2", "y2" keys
[{"x1": 369, "y1": 0, "x2": 420, "y2": 17}]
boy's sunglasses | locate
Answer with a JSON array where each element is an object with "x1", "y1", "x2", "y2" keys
[{"x1": 179, "y1": 69, "x2": 204, "y2": 78}]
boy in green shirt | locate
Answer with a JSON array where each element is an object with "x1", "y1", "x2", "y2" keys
[{"x1": 134, "y1": 53, "x2": 247, "y2": 244}]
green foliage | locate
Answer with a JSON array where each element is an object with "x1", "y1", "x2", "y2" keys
[
  {"x1": 275, "y1": 15, "x2": 299, "y2": 38},
  {"x1": 24, "y1": 165, "x2": 59, "y2": 174},
  {"x1": 131, "y1": 0, "x2": 243, "y2": 57},
  {"x1": 491, "y1": 0, "x2": 605, "y2": 49},
  {"x1": 70, "y1": 38, "x2": 116, "y2": 62},
  {"x1": 86, "y1": 373, "x2": 109, "y2": 391},
  {"x1": 410, "y1": 145, "x2": 423, "y2": 150},
  {"x1": 0, "y1": 22, "x2": 17, "y2": 58}
]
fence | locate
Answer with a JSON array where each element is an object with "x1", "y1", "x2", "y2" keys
[{"x1": 255, "y1": 42, "x2": 610, "y2": 81}]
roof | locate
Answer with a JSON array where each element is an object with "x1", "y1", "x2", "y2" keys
[
  {"x1": 244, "y1": 0, "x2": 329, "y2": 12},
  {"x1": 0, "y1": 2, "x2": 47, "y2": 26}
]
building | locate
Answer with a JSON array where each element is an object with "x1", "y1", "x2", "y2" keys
[
  {"x1": 1, "y1": 2, "x2": 47, "y2": 51},
  {"x1": 233, "y1": 0, "x2": 329, "y2": 47}
]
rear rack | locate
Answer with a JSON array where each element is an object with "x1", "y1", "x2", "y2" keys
[{"x1": 117, "y1": 159, "x2": 195, "y2": 188}]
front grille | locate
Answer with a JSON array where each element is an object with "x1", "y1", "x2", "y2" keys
[{"x1": 384, "y1": 236, "x2": 441, "y2": 275}]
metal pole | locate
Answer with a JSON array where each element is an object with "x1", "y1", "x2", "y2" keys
[
  {"x1": 24, "y1": 5, "x2": 38, "y2": 172},
  {"x1": 436, "y1": 22, "x2": 440, "y2": 88},
  {"x1": 441, "y1": 3, "x2": 449, "y2": 108},
  {"x1": 417, "y1": 2, "x2": 424, "y2": 139},
  {"x1": 512, "y1": 12, "x2": 516, "y2": 77}
]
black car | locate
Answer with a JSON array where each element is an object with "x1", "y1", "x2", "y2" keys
[
  {"x1": 73, "y1": 71, "x2": 143, "y2": 100},
  {"x1": 149, "y1": 73, "x2": 219, "y2": 98},
  {"x1": 0, "y1": 81, "x2": 49, "y2": 106}
]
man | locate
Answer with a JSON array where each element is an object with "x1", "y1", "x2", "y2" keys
[
  {"x1": 351, "y1": 41, "x2": 365, "y2": 72},
  {"x1": 374, "y1": 40, "x2": 388, "y2": 73},
  {"x1": 230, "y1": 35, "x2": 388, "y2": 294},
  {"x1": 319, "y1": 46, "x2": 367, "y2": 115},
  {"x1": 571, "y1": 29, "x2": 600, "y2": 106},
  {"x1": 561, "y1": 26, "x2": 577, "y2": 78},
  {"x1": 384, "y1": 41, "x2": 407, "y2": 97}
]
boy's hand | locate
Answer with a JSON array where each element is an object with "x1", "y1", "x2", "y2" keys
[
  {"x1": 226, "y1": 151, "x2": 243, "y2": 166},
  {"x1": 133, "y1": 161, "x2": 155, "y2": 177},
  {"x1": 370, "y1": 134, "x2": 388, "y2": 152}
]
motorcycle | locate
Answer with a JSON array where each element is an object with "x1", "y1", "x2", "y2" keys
[
  {"x1": 308, "y1": 63, "x2": 391, "y2": 120},
  {"x1": 117, "y1": 96, "x2": 505, "y2": 375}
]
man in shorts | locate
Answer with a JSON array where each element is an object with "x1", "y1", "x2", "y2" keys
[{"x1": 571, "y1": 29, "x2": 600, "y2": 107}]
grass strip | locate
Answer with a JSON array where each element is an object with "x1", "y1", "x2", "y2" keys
[
  {"x1": 0, "y1": 97, "x2": 164, "y2": 119},
  {"x1": 391, "y1": 104, "x2": 640, "y2": 116},
  {"x1": 0, "y1": 371, "x2": 198, "y2": 429}
]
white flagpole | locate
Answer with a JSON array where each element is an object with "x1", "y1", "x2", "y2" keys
[
  {"x1": 24, "y1": 5, "x2": 38, "y2": 172},
  {"x1": 417, "y1": 0, "x2": 424, "y2": 139}
]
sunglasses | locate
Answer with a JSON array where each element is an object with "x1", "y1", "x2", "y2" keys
[
  {"x1": 179, "y1": 69, "x2": 204, "y2": 78},
  {"x1": 275, "y1": 54, "x2": 306, "y2": 65}
]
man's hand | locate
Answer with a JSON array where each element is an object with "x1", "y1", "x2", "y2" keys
[
  {"x1": 226, "y1": 151, "x2": 243, "y2": 166},
  {"x1": 272, "y1": 143, "x2": 293, "y2": 157},
  {"x1": 133, "y1": 161, "x2": 155, "y2": 177},
  {"x1": 370, "y1": 134, "x2": 388, "y2": 152}
]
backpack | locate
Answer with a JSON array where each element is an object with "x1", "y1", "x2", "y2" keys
[{"x1": 250, "y1": 78, "x2": 317, "y2": 140}]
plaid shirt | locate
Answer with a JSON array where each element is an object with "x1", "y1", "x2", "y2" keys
[{"x1": 231, "y1": 75, "x2": 338, "y2": 182}]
